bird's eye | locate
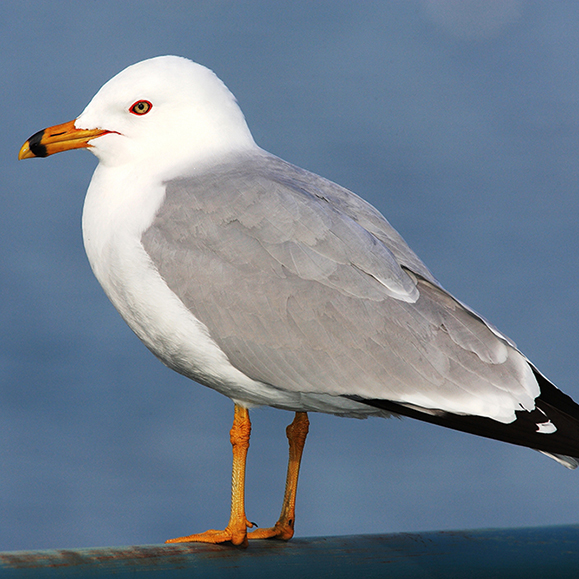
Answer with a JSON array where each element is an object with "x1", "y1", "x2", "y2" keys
[{"x1": 129, "y1": 100, "x2": 153, "y2": 115}]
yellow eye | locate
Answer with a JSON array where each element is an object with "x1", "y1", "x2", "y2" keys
[{"x1": 129, "y1": 100, "x2": 152, "y2": 115}]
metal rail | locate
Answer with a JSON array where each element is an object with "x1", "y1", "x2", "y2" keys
[{"x1": 2, "y1": 525, "x2": 579, "y2": 578}]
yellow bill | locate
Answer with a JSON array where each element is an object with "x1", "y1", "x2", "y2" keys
[{"x1": 19, "y1": 119, "x2": 111, "y2": 160}]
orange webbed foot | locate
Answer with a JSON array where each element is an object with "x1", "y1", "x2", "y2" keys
[
  {"x1": 166, "y1": 520, "x2": 255, "y2": 547},
  {"x1": 248, "y1": 520, "x2": 294, "y2": 541}
]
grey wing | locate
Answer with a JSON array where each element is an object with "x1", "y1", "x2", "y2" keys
[{"x1": 142, "y1": 151, "x2": 539, "y2": 423}]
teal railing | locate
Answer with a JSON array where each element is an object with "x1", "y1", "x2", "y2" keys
[{"x1": 1, "y1": 525, "x2": 579, "y2": 578}]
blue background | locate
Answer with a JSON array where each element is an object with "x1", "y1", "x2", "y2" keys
[{"x1": 2, "y1": 1, "x2": 579, "y2": 551}]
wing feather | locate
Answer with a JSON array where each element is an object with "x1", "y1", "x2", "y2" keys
[{"x1": 141, "y1": 151, "x2": 539, "y2": 422}]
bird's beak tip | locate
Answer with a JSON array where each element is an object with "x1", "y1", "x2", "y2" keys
[{"x1": 18, "y1": 141, "x2": 34, "y2": 160}]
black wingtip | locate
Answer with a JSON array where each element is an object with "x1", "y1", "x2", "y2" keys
[{"x1": 345, "y1": 371, "x2": 579, "y2": 461}]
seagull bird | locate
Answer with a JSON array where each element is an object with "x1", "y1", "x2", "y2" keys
[{"x1": 19, "y1": 55, "x2": 579, "y2": 546}]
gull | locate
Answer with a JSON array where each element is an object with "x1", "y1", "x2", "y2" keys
[{"x1": 19, "y1": 55, "x2": 579, "y2": 546}]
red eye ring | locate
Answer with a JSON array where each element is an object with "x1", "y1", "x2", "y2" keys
[{"x1": 129, "y1": 100, "x2": 153, "y2": 115}]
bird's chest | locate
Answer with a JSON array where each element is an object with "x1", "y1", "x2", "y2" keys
[
  {"x1": 82, "y1": 171, "x2": 178, "y2": 352},
  {"x1": 80, "y1": 168, "x2": 264, "y2": 399},
  {"x1": 81, "y1": 168, "x2": 165, "y2": 323}
]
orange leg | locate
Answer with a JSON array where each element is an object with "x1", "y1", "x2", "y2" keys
[
  {"x1": 249, "y1": 411, "x2": 309, "y2": 541},
  {"x1": 166, "y1": 404, "x2": 254, "y2": 547}
]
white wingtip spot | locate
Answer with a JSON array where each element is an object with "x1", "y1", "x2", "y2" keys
[{"x1": 536, "y1": 420, "x2": 557, "y2": 434}]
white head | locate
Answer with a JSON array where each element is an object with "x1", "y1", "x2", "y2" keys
[{"x1": 20, "y1": 56, "x2": 256, "y2": 175}]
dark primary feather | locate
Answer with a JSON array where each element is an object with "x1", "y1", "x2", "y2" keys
[
  {"x1": 347, "y1": 366, "x2": 579, "y2": 462},
  {"x1": 141, "y1": 150, "x2": 579, "y2": 464}
]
